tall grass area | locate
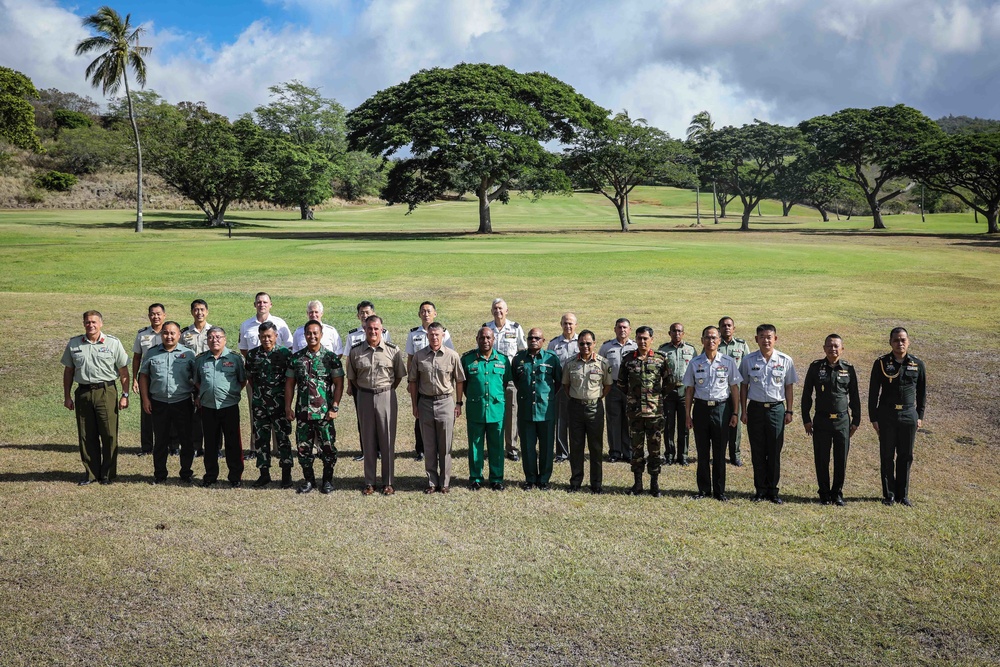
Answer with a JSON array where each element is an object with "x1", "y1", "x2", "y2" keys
[{"x1": 1, "y1": 189, "x2": 998, "y2": 666}]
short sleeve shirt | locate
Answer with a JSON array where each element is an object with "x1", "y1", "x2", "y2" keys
[
  {"x1": 138, "y1": 344, "x2": 197, "y2": 403},
  {"x1": 485, "y1": 320, "x2": 527, "y2": 361},
  {"x1": 562, "y1": 355, "x2": 613, "y2": 400},
  {"x1": 683, "y1": 353, "x2": 742, "y2": 401},
  {"x1": 461, "y1": 349, "x2": 511, "y2": 423},
  {"x1": 598, "y1": 338, "x2": 637, "y2": 381},
  {"x1": 407, "y1": 346, "x2": 465, "y2": 396},
  {"x1": 62, "y1": 333, "x2": 129, "y2": 384},
  {"x1": 739, "y1": 350, "x2": 798, "y2": 403},
  {"x1": 547, "y1": 335, "x2": 579, "y2": 365},
  {"x1": 406, "y1": 325, "x2": 454, "y2": 355},
  {"x1": 133, "y1": 326, "x2": 162, "y2": 358},
  {"x1": 195, "y1": 349, "x2": 246, "y2": 409},
  {"x1": 239, "y1": 315, "x2": 292, "y2": 352},
  {"x1": 180, "y1": 322, "x2": 212, "y2": 355},
  {"x1": 346, "y1": 341, "x2": 406, "y2": 390},
  {"x1": 286, "y1": 348, "x2": 344, "y2": 421},
  {"x1": 292, "y1": 323, "x2": 343, "y2": 355}
]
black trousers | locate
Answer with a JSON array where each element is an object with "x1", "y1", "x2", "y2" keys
[
  {"x1": 151, "y1": 398, "x2": 194, "y2": 481},
  {"x1": 812, "y1": 413, "x2": 850, "y2": 500},
  {"x1": 692, "y1": 400, "x2": 727, "y2": 496},
  {"x1": 877, "y1": 408, "x2": 918, "y2": 502},
  {"x1": 747, "y1": 401, "x2": 786, "y2": 497},
  {"x1": 201, "y1": 405, "x2": 243, "y2": 484},
  {"x1": 663, "y1": 390, "x2": 689, "y2": 463},
  {"x1": 568, "y1": 398, "x2": 604, "y2": 489}
]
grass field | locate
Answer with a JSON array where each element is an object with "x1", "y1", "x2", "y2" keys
[{"x1": 1, "y1": 188, "x2": 999, "y2": 666}]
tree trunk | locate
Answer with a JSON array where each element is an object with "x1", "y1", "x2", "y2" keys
[
  {"x1": 867, "y1": 192, "x2": 886, "y2": 229},
  {"x1": 740, "y1": 204, "x2": 752, "y2": 230},
  {"x1": 477, "y1": 187, "x2": 492, "y2": 234},
  {"x1": 719, "y1": 199, "x2": 728, "y2": 218},
  {"x1": 123, "y1": 74, "x2": 143, "y2": 233},
  {"x1": 209, "y1": 201, "x2": 230, "y2": 227},
  {"x1": 299, "y1": 202, "x2": 310, "y2": 220},
  {"x1": 616, "y1": 199, "x2": 629, "y2": 232},
  {"x1": 781, "y1": 200, "x2": 793, "y2": 216},
  {"x1": 815, "y1": 205, "x2": 829, "y2": 222},
  {"x1": 987, "y1": 205, "x2": 999, "y2": 234}
]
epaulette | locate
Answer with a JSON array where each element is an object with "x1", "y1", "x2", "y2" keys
[
  {"x1": 512, "y1": 322, "x2": 520, "y2": 329},
  {"x1": 841, "y1": 359, "x2": 853, "y2": 367},
  {"x1": 809, "y1": 358, "x2": 825, "y2": 367},
  {"x1": 603, "y1": 339, "x2": 613, "y2": 345},
  {"x1": 180, "y1": 325, "x2": 191, "y2": 333},
  {"x1": 349, "y1": 327, "x2": 361, "y2": 333},
  {"x1": 351, "y1": 340, "x2": 364, "y2": 349},
  {"x1": 734, "y1": 337, "x2": 746, "y2": 343},
  {"x1": 482, "y1": 322, "x2": 490, "y2": 328},
  {"x1": 653, "y1": 350, "x2": 667, "y2": 359},
  {"x1": 410, "y1": 326, "x2": 420, "y2": 332},
  {"x1": 384, "y1": 341, "x2": 398, "y2": 350},
  {"x1": 138, "y1": 327, "x2": 145, "y2": 333}
]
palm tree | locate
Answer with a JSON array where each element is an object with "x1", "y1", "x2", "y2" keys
[
  {"x1": 686, "y1": 110, "x2": 714, "y2": 144},
  {"x1": 75, "y1": 7, "x2": 151, "y2": 232}
]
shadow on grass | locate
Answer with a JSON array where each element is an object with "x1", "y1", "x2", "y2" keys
[
  {"x1": 0, "y1": 470, "x2": 147, "y2": 484},
  {"x1": 2, "y1": 443, "x2": 77, "y2": 453}
]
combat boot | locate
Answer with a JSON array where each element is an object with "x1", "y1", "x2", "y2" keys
[
  {"x1": 252, "y1": 468, "x2": 271, "y2": 488},
  {"x1": 280, "y1": 465, "x2": 293, "y2": 489},
  {"x1": 320, "y1": 464, "x2": 334, "y2": 494},
  {"x1": 649, "y1": 473, "x2": 662, "y2": 498},
  {"x1": 629, "y1": 471, "x2": 643, "y2": 495},
  {"x1": 297, "y1": 467, "x2": 315, "y2": 494}
]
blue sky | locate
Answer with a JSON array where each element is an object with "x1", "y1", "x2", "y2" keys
[{"x1": 3, "y1": 0, "x2": 1000, "y2": 137}]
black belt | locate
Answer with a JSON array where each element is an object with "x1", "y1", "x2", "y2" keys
[
  {"x1": 818, "y1": 410, "x2": 848, "y2": 419},
  {"x1": 419, "y1": 393, "x2": 452, "y2": 401},
  {"x1": 694, "y1": 398, "x2": 724, "y2": 407},
  {"x1": 77, "y1": 381, "x2": 116, "y2": 391},
  {"x1": 571, "y1": 397, "x2": 600, "y2": 405},
  {"x1": 750, "y1": 400, "x2": 784, "y2": 409},
  {"x1": 891, "y1": 403, "x2": 915, "y2": 411},
  {"x1": 356, "y1": 386, "x2": 392, "y2": 395}
]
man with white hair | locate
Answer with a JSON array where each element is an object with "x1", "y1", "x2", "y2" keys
[
  {"x1": 292, "y1": 300, "x2": 344, "y2": 355},
  {"x1": 484, "y1": 298, "x2": 527, "y2": 462}
]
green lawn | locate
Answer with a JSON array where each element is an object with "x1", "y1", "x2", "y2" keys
[{"x1": 1, "y1": 189, "x2": 998, "y2": 666}]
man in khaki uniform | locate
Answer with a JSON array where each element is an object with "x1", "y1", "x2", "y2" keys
[
  {"x1": 562, "y1": 330, "x2": 613, "y2": 493},
  {"x1": 347, "y1": 315, "x2": 406, "y2": 495},
  {"x1": 62, "y1": 310, "x2": 130, "y2": 485},
  {"x1": 180, "y1": 299, "x2": 212, "y2": 457},
  {"x1": 132, "y1": 303, "x2": 165, "y2": 456},
  {"x1": 408, "y1": 322, "x2": 465, "y2": 493}
]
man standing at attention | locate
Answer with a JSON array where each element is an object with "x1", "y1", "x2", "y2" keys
[
  {"x1": 62, "y1": 310, "x2": 130, "y2": 485},
  {"x1": 485, "y1": 298, "x2": 526, "y2": 462},
  {"x1": 408, "y1": 322, "x2": 464, "y2": 494},
  {"x1": 181, "y1": 299, "x2": 212, "y2": 457},
  {"x1": 562, "y1": 330, "x2": 613, "y2": 493},
  {"x1": 346, "y1": 300, "x2": 392, "y2": 461},
  {"x1": 462, "y1": 326, "x2": 512, "y2": 491},
  {"x1": 718, "y1": 316, "x2": 751, "y2": 466},
  {"x1": 194, "y1": 327, "x2": 247, "y2": 488},
  {"x1": 869, "y1": 327, "x2": 926, "y2": 507},
  {"x1": 512, "y1": 327, "x2": 561, "y2": 490},
  {"x1": 657, "y1": 322, "x2": 696, "y2": 466},
  {"x1": 599, "y1": 318, "x2": 636, "y2": 464},
  {"x1": 801, "y1": 334, "x2": 861, "y2": 506},
  {"x1": 239, "y1": 292, "x2": 293, "y2": 357},
  {"x1": 739, "y1": 324, "x2": 798, "y2": 504},
  {"x1": 246, "y1": 322, "x2": 294, "y2": 488},
  {"x1": 292, "y1": 300, "x2": 343, "y2": 355},
  {"x1": 547, "y1": 313, "x2": 578, "y2": 465},
  {"x1": 619, "y1": 326, "x2": 672, "y2": 497},
  {"x1": 132, "y1": 303, "x2": 165, "y2": 456},
  {"x1": 406, "y1": 301, "x2": 454, "y2": 462}
]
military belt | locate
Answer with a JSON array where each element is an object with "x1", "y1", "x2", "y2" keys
[
  {"x1": 694, "y1": 398, "x2": 720, "y2": 407},
  {"x1": 750, "y1": 400, "x2": 784, "y2": 409},
  {"x1": 77, "y1": 380, "x2": 117, "y2": 391},
  {"x1": 819, "y1": 411, "x2": 847, "y2": 419},
  {"x1": 356, "y1": 386, "x2": 392, "y2": 395},
  {"x1": 893, "y1": 403, "x2": 914, "y2": 410},
  {"x1": 419, "y1": 393, "x2": 452, "y2": 401}
]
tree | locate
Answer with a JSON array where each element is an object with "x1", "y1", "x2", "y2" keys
[
  {"x1": 771, "y1": 151, "x2": 847, "y2": 220},
  {"x1": 334, "y1": 150, "x2": 387, "y2": 201},
  {"x1": 799, "y1": 105, "x2": 943, "y2": 229},
  {"x1": 893, "y1": 133, "x2": 1000, "y2": 233},
  {"x1": 686, "y1": 110, "x2": 714, "y2": 144},
  {"x1": 347, "y1": 63, "x2": 608, "y2": 233},
  {"x1": 565, "y1": 111, "x2": 682, "y2": 231},
  {"x1": 698, "y1": 120, "x2": 803, "y2": 230},
  {"x1": 0, "y1": 67, "x2": 42, "y2": 151},
  {"x1": 76, "y1": 6, "x2": 151, "y2": 233}
]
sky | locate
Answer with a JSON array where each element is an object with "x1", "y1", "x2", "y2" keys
[{"x1": 2, "y1": 0, "x2": 999, "y2": 137}]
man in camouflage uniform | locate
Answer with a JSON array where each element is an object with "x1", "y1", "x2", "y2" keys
[
  {"x1": 718, "y1": 316, "x2": 751, "y2": 466},
  {"x1": 284, "y1": 320, "x2": 344, "y2": 494},
  {"x1": 618, "y1": 326, "x2": 673, "y2": 497},
  {"x1": 246, "y1": 321, "x2": 293, "y2": 488}
]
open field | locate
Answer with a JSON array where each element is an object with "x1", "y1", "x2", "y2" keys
[{"x1": 1, "y1": 188, "x2": 999, "y2": 666}]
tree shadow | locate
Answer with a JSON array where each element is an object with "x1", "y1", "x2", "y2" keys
[
  {"x1": 2, "y1": 443, "x2": 77, "y2": 453},
  {"x1": 0, "y1": 470, "x2": 148, "y2": 484}
]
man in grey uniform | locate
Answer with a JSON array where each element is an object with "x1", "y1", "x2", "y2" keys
[
  {"x1": 598, "y1": 318, "x2": 636, "y2": 463},
  {"x1": 718, "y1": 316, "x2": 751, "y2": 466},
  {"x1": 658, "y1": 323, "x2": 696, "y2": 465},
  {"x1": 180, "y1": 299, "x2": 211, "y2": 457}
]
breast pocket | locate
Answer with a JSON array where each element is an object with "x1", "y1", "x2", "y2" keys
[{"x1": 771, "y1": 368, "x2": 786, "y2": 386}]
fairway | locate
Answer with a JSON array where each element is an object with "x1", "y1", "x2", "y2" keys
[{"x1": 1, "y1": 189, "x2": 999, "y2": 667}]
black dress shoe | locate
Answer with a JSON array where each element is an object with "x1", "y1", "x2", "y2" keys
[
  {"x1": 692, "y1": 493, "x2": 707, "y2": 500},
  {"x1": 352, "y1": 454, "x2": 364, "y2": 462},
  {"x1": 320, "y1": 481, "x2": 334, "y2": 494},
  {"x1": 230, "y1": 480, "x2": 242, "y2": 489},
  {"x1": 201, "y1": 479, "x2": 216, "y2": 488},
  {"x1": 834, "y1": 497, "x2": 846, "y2": 507},
  {"x1": 770, "y1": 496, "x2": 783, "y2": 505},
  {"x1": 554, "y1": 454, "x2": 569, "y2": 463},
  {"x1": 521, "y1": 482, "x2": 536, "y2": 491},
  {"x1": 882, "y1": 498, "x2": 894, "y2": 506},
  {"x1": 415, "y1": 453, "x2": 424, "y2": 461},
  {"x1": 490, "y1": 482, "x2": 505, "y2": 491},
  {"x1": 751, "y1": 493, "x2": 764, "y2": 502},
  {"x1": 590, "y1": 487, "x2": 603, "y2": 495},
  {"x1": 469, "y1": 481, "x2": 482, "y2": 491},
  {"x1": 538, "y1": 483, "x2": 551, "y2": 491},
  {"x1": 566, "y1": 485, "x2": 581, "y2": 493},
  {"x1": 180, "y1": 476, "x2": 194, "y2": 485},
  {"x1": 899, "y1": 498, "x2": 913, "y2": 507},
  {"x1": 78, "y1": 478, "x2": 95, "y2": 486},
  {"x1": 606, "y1": 454, "x2": 619, "y2": 463},
  {"x1": 194, "y1": 450, "x2": 204, "y2": 458},
  {"x1": 506, "y1": 452, "x2": 520, "y2": 462},
  {"x1": 99, "y1": 478, "x2": 112, "y2": 485},
  {"x1": 715, "y1": 494, "x2": 729, "y2": 502},
  {"x1": 297, "y1": 481, "x2": 314, "y2": 494},
  {"x1": 732, "y1": 458, "x2": 743, "y2": 467},
  {"x1": 151, "y1": 478, "x2": 165, "y2": 485}
]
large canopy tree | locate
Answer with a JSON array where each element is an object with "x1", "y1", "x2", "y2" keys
[
  {"x1": 347, "y1": 63, "x2": 608, "y2": 233},
  {"x1": 799, "y1": 105, "x2": 942, "y2": 230},
  {"x1": 772, "y1": 150, "x2": 848, "y2": 220},
  {"x1": 0, "y1": 67, "x2": 42, "y2": 152},
  {"x1": 75, "y1": 6, "x2": 151, "y2": 232},
  {"x1": 698, "y1": 120, "x2": 803, "y2": 230}
]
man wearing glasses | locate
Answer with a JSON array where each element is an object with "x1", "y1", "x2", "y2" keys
[
  {"x1": 195, "y1": 327, "x2": 247, "y2": 488},
  {"x1": 562, "y1": 330, "x2": 613, "y2": 493}
]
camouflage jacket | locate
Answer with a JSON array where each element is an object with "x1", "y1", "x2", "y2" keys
[
  {"x1": 617, "y1": 350, "x2": 674, "y2": 418},
  {"x1": 286, "y1": 348, "x2": 344, "y2": 421},
  {"x1": 246, "y1": 346, "x2": 292, "y2": 406}
]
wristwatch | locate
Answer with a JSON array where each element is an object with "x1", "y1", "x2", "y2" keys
[
  {"x1": 456, "y1": 401, "x2": 463, "y2": 406},
  {"x1": 331, "y1": 405, "x2": 339, "y2": 412},
  {"x1": 122, "y1": 392, "x2": 129, "y2": 398}
]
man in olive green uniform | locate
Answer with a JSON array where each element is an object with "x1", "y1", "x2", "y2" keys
[
  {"x1": 802, "y1": 334, "x2": 861, "y2": 506},
  {"x1": 132, "y1": 303, "x2": 165, "y2": 455},
  {"x1": 286, "y1": 320, "x2": 344, "y2": 495},
  {"x1": 512, "y1": 327, "x2": 561, "y2": 490},
  {"x1": 718, "y1": 316, "x2": 751, "y2": 466},
  {"x1": 620, "y1": 326, "x2": 673, "y2": 497},
  {"x1": 180, "y1": 299, "x2": 212, "y2": 457},
  {"x1": 62, "y1": 310, "x2": 130, "y2": 485},
  {"x1": 658, "y1": 323, "x2": 695, "y2": 465},
  {"x1": 562, "y1": 330, "x2": 613, "y2": 493},
  {"x1": 246, "y1": 321, "x2": 293, "y2": 488},
  {"x1": 462, "y1": 326, "x2": 512, "y2": 491},
  {"x1": 194, "y1": 327, "x2": 247, "y2": 487},
  {"x1": 138, "y1": 321, "x2": 197, "y2": 484},
  {"x1": 869, "y1": 327, "x2": 926, "y2": 507}
]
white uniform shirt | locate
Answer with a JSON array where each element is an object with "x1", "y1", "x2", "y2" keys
[
  {"x1": 180, "y1": 322, "x2": 213, "y2": 355},
  {"x1": 485, "y1": 319, "x2": 526, "y2": 361},
  {"x1": 292, "y1": 323, "x2": 343, "y2": 355},
  {"x1": 598, "y1": 337, "x2": 637, "y2": 381},
  {"x1": 239, "y1": 314, "x2": 292, "y2": 352},
  {"x1": 405, "y1": 324, "x2": 454, "y2": 355},
  {"x1": 739, "y1": 350, "x2": 798, "y2": 403},
  {"x1": 346, "y1": 326, "x2": 392, "y2": 350},
  {"x1": 547, "y1": 335, "x2": 579, "y2": 366},
  {"x1": 133, "y1": 326, "x2": 163, "y2": 359},
  {"x1": 683, "y1": 353, "x2": 742, "y2": 402}
]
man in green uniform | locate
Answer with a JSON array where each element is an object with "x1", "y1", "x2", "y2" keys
[
  {"x1": 462, "y1": 326, "x2": 512, "y2": 491},
  {"x1": 246, "y1": 321, "x2": 294, "y2": 488},
  {"x1": 132, "y1": 303, "x2": 165, "y2": 456},
  {"x1": 194, "y1": 327, "x2": 247, "y2": 487},
  {"x1": 511, "y1": 327, "x2": 561, "y2": 490},
  {"x1": 801, "y1": 334, "x2": 861, "y2": 506},
  {"x1": 620, "y1": 326, "x2": 673, "y2": 497},
  {"x1": 562, "y1": 330, "x2": 613, "y2": 493},
  {"x1": 869, "y1": 327, "x2": 926, "y2": 507},
  {"x1": 62, "y1": 310, "x2": 130, "y2": 485},
  {"x1": 285, "y1": 320, "x2": 344, "y2": 495},
  {"x1": 138, "y1": 321, "x2": 197, "y2": 484},
  {"x1": 718, "y1": 316, "x2": 751, "y2": 466},
  {"x1": 658, "y1": 322, "x2": 696, "y2": 466}
]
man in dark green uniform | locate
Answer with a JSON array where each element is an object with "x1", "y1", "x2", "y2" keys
[
  {"x1": 62, "y1": 310, "x2": 130, "y2": 485},
  {"x1": 620, "y1": 326, "x2": 673, "y2": 497},
  {"x1": 462, "y1": 326, "x2": 512, "y2": 491},
  {"x1": 869, "y1": 327, "x2": 926, "y2": 507},
  {"x1": 802, "y1": 334, "x2": 861, "y2": 506},
  {"x1": 511, "y1": 327, "x2": 561, "y2": 490},
  {"x1": 285, "y1": 320, "x2": 344, "y2": 495},
  {"x1": 246, "y1": 321, "x2": 293, "y2": 488},
  {"x1": 657, "y1": 322, "x2": 695, "y2": 465},
  {"x1": 718, "y1": 316, "x2": 751, "y2": 466}
]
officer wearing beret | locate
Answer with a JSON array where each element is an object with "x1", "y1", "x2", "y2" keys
[
  {"x1": 801, "y1": 334, "x2": 861, "y2": 506},
  {"x1": 869, "y1": 327, "x2": 926, "y2": 507}
]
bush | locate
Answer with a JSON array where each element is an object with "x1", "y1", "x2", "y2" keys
[
  {"x1": 15, "y1": 186, "x2": 45, "y2": 204},
  {"x1": 33, "y1": 170, "x2": 77, "y2": 191},
  {"x1": 53, "y1": 108, "x2": 93, "y2": 131},
  {"x1": 934, "y1": 194, "x2": 966, "y2": 214}
]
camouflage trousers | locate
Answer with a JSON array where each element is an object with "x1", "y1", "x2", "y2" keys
[
  {"x1": 252, "y1": 403, "x2": 292, "y2": 470},
  {"x1": 296, "y1": 418, "x2": 337, "y2": 468},
  {"x1": 629, "y1": 415, "x2": 664, "y2": 475}
]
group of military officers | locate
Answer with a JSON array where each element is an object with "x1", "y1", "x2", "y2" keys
[{"x1": 62, "y1": 296, "x2": 927, "y2": 506}]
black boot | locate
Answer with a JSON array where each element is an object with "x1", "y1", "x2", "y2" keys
[
  {"x1": 252, "y1": 468, "x2": 271, "y2": 488},
  {"x1": 629, "y1": 471, "x2": 643, "y2": 495},
  {"x1": 297, "y1": 467, "x2": 315, "y2": 494},
  {"x1": 280, "y1": 465, "x2": 293, "y2": 489},
  {"x1": 320, "y1": 464, "x2": 334, "y2": 494},
  {"x1": 649, "y1": 473, "x2": 661, "y2": 498}
]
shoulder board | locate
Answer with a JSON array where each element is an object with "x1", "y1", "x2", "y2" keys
[
  {"x1": 653, "y1": 351, "x2": 667, "y2": 359},
  {"x1": 180, "y1": 326, "x2": 190, "y2": 333},
  {"x1": 732, "y1": 337, "x2": 745, "y2": 343},
  {"x1": 512, "y1": 322, "x2": 520, "y2": 329},
  {"x1": 603, "y1": 339, "x2": 613, "y2": 344},
  {"x1": 351, "y1": 340, "x2": 364, "y2": 348},
  {"x1": 841, "y1": 359, "x2": 853, "y2": 367},
  {"x1": 482, "y1": 322, "x2": 490, "y2": 328},
  {"x1": 809, "y1": 358, "x2": 824, "y2": 366},
  {"x1": 138, "y1": 327, "x2": 145, "y2": 333},
  {"x1": 410, "y1": 326, "x2": 420, "y2": 332},
  {"x1": 349, "y1": 327, "x2": 361, "y2": 333},
  {"x1": 385, "y1": 341, "x2": 398, "y2": 350}
]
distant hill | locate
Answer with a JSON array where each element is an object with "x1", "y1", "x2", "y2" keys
[{"x1": 935, "y1": 115, "x2": 1000, "y2": 135}]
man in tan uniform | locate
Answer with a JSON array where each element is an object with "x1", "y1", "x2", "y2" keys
[
  {"x1": 408, "y1": 322, "x2": 465, "y2": 493},
  {"x1": 562, "y1": 330, "x2": 613, "y2": 493},
  {"x1": 347, "y1": 315, "x2": 406, "y2": 495},
  {"x1": 132, "y1": 303, "x2": 165, "y2": 456}
]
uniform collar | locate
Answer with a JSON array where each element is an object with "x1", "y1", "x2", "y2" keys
[{"x1": 85, "y1": 333, "x2": 106, "y2": 344}]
